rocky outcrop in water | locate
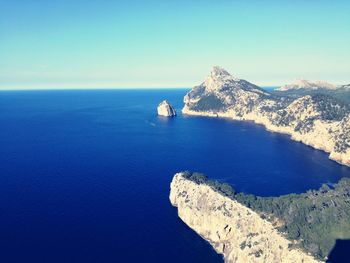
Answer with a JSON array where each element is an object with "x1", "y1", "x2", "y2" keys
[
  {"x1": 182, "y1": 66, "x2": 350, "y2": 166},
  {"x1": 170, "y1": 172, "x2": 321, "y2": 263},
  {"x1": 157, "y1": 100, "x2": 176, "y2": 117}
]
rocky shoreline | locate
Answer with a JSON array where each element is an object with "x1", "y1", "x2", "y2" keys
[{"x1": 182, "y1": 107, "x2": 349, "y2": 166}]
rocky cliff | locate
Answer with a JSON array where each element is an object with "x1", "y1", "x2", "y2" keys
[
  {"x1": 182, "y1": 67, "x2": 350, "y2": 166},
  {"x1": 170, "y1": 172, "x2": 321, "y2": 263}
]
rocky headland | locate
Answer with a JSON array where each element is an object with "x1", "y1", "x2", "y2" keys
[{"x1": 182, "y1": 67, "x2": 350, "y2": 166}]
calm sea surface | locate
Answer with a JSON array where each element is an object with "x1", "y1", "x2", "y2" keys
[{"x1": 1, "y1": 89, "x2": 350, "y2": 262}]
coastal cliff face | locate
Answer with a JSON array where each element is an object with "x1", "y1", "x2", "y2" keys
[
  {"x1": 170, "y1": 173, "x2": 320, "y2": 263},
  {"x1": 182, "y1": 67, "x2": 350, "y2": 166}
]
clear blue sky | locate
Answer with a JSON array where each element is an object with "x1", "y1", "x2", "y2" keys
[{"x1": 1, "y1": 0, "x2": 350, "y2": 89}]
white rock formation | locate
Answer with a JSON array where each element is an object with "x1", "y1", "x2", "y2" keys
[
  {"x1": 170, "y1": 173, "x2": 321, "y2": 263},
  {"x1": 182, "y1": 67, "x2": 350, "y2": 166},
  {"x1": 277, "y1": 79, "x2": 336, "y2": 91},
  {"x1": 157, "y1": 100, "x2": 176, "y2": 117}
]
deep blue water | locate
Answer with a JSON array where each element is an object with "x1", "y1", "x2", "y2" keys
[{"x1": 1, "y1": 89, "x2": 350, "y2": 263}]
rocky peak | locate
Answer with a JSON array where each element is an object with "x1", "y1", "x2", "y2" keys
[
  {"x1": 210, "y1": 66, "x2": 235, "y2": 80},
  {"x1": 204, "y1": 66, "x2": 239, "y2": 91}
]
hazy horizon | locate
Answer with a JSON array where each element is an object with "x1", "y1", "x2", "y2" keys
[
  {"x1": 1, "y1": 0, "x2": 350, "y2": 90},
  {"x1": 0, "y1": 83, "x2": 281, "y2": 91}
]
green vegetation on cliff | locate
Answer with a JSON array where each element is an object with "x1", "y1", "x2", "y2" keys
[{"x1": 182, "y1": 171, "x2": 350, "y2": 260}]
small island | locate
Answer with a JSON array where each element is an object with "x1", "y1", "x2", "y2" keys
[{"x1": 157, "y1": 100, "x2": 176, "y2": 117}]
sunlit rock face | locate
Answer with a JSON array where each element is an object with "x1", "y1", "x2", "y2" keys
[
  {"x1": 182, "y1": 67, "x2": 350, "y2": 166},
  {"x1": 170, "y1": 173, "x2": 321, "y2": 263},
  {"x1": 157, "y1": 100, "x2": 176, "y2": 117}
]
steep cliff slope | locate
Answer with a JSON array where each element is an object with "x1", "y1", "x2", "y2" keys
[{"x1": 170, "y1": 172, "x2": 322, "y2": 263}]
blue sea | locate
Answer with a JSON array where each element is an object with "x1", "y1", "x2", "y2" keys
[{"x1": 1, "y1": 89, "x2": 350, "y2": 263}]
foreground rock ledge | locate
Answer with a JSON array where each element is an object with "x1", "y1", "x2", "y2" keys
[
  {"x1": 170, "y1": 173, "x2": 320, "y2": 263},
  {"x1": 157, "y1": 100, "x2": 176, "y2": 117}
]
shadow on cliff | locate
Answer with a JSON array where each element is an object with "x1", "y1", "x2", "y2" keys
[{"x1": 327, "y1": 239, "x2": 350, "y2": 263}]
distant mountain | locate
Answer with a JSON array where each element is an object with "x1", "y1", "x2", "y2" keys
[
  {"x1": 276, "y1": 79, "x2": 336, "y2": 91},
  {"x1": 338, "y1": 83, "x2": 350, "y2": 90},
  {"x1": 273, "y1": 82, "x2": 350, "y2": 105},
  {"x1": 183, "y1": 67, "x2": 350, "y2": 166}
]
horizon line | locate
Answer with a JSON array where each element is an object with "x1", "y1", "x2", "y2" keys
[{"x1": 0, "y1": 85, "x2": 280, "y2": 91}]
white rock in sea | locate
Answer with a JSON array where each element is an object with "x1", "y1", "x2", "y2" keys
[{"x1": 157, "y1": 100, "x2": 176, "y2": 117}]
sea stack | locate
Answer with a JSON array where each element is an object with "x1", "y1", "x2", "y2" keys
[{"x1": 157, "y1": 100, "x2": 176, "y2": 117}]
